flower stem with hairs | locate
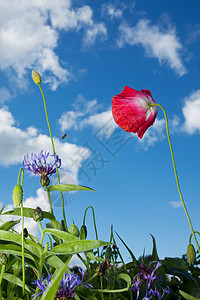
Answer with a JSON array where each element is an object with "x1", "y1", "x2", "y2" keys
[
  {"x1": 37, "y1": 82, "x2": 68, "y2": 231},
  {"x1": 151, "y1": 103, "x2": 200, "y2": 255}
]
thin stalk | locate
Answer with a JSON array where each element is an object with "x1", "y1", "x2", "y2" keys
[
  {"x1": 45, "y1": 186, "x2": 54, "y2": 215},
  {"x1": 0, "y1": 265, "x2": 5, "y2": 298},
  {"x1": 151, "y1": 103, "x2": 200, "y2": 255},
  {"x1": 83, "y1": 206, "x2": 99, "y2": 256},
  {"x1": 38, "y1": 84, "x2": 68, "y2": 231},
  {"x1": 21, "y1": 201, "x2": 25, "y2": 296}
]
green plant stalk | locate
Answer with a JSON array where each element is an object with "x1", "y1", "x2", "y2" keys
[
  {"x1": 17, "y1": 168, "x2": 26, "y2": 296},
  {"x1": 21, "y1": 200, "x2": 25, "y2": 296},
  {"x1": 0, "y1": 265, "x2": 5, "y2": 298},
  {"x1": 151, "y1": 103, "x2": 200, "y2": 255},
  {"x1": 110, "y1": 225, "x2": 127, "y2": 272},
  {"x1": 83, "y1": 206, "x2": 99, "y2": 255},
  {"x1": 38, "y1": 84, "x2": 68, "y2": 231},
  {"x1": 45, "y1": 186, "x2": 54, "y2": 215},
  {"x1": 189, "y1": 231, "x2": 200, "y2": 245},
  {"x1": 37, "y1": 220, "x2": 43, "y2": 235}
]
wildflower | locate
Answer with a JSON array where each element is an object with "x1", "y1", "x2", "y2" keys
[
  {"x1": 23, "y1": 150, "x2": 61, "y2": 186},
  {"x1": 130, "y1": 261, "x2": 170, "y2": 299},
  {"x1": 32, "y1": 270, "x2": 92, "y2": 299},
  {"x1": 112, "y1": 86, "x2": 158, "y2": 138}
]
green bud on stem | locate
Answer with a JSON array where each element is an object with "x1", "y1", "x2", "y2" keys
[
  {"x1": 32, "y1": 70, "x2": 41, "y2": 85},
  {"x1": 12, "y1": 185, "x2": 23, "y2": 207}
]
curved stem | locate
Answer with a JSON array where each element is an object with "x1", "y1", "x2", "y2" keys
[
  {"x1": 189, "y1": 231, "x2": 200, "y2": 245},
  {"x1": 83, "y1": 206, "x2": 99, "y2": 255},
  {"x1": 151, "y1": 103, "x2": 200, "y2": 255},
  {"x1": 38, "y1": 84, "x2": 68, "y2": 231}
]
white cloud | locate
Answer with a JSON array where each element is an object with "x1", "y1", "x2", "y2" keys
[
  {"x1": 117, "y1": 19, "x2": 186, "y2": 76},
  {"x1": 169, "y1": 201, "x2": 182, "y2": 208},
  {"x1": 58, "y1": 95, "x2": 115, "y2": 136},
  {"x1": 0, "y1": 87, "x2": 12, "y2": 104},
  {"x1": 182, "y1": 90, "x2": 200, "y2": 134},
  {"x1": 102, "y1": 4, "x2": 123, "y2": 19},
  {"x1": 0, "y1": 106, "x2": 90, "y2": 183},
  {"x1": 0, "y1": 0, "x2": 107, "y2": 89}
]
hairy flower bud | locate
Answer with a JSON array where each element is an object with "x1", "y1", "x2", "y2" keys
[
  {"x1": 80, "y1": 225, "x2": 87, "y2": 240},
  {"x1": 12, "y1": 185, "x2": 23, "y2": 207},
  {"x1": 32, "y1": 70, "x2": 41, "y2": 85},
  {"x1": 0, "y1": 253, "x2": 8, "y2": 265},
  {"x1": 33, "y1": 207, "x2": 43, "y2": 222},
  {"x1": 187, "y1": 244, "x2": 196, "y2": 264},
  {"x1": 40, "y1": 175, "x2": 50, "y2": 187},
  {"x1": 69, "y1": 223, "x2": 79, "y2": 237}
]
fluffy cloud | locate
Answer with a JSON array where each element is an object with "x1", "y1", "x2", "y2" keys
[
  {"x1": 102, "y1": 3, "x2": 123, "y2": 19},
  {"x1": 58, "y1": 95, "x2": 116, "y2": 136},
  {"x1": 182, "y1": 90, "x2": 200, "y2": 134},
  {"x1": 0, "y1": 0, "x2": 107, "y2": 90},
  {"x1": 0, "y1": 87, "x2": 12, "y2": 104},
  {"x1": 0, "y1": 106, "x2": 90, "y2": 183},
  {"x1": 117, "y1": 19, "x2": 186, "y2": 76}
]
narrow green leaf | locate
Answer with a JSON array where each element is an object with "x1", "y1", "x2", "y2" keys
[
  {"x1": 43, "y1": 228, "x2": 80, "y2": 242},
  {"x1": 0, "y1": 243, "x2": 38, "y2": 262},
  {"x1": 3, "y1": 273, "x2": 30, "y2": 292},
  {"x1": 40, "y1": 257, "x2": 71, "y2": 300},
  {"x1": 51, "y1": 240, "x2": 112, "y2": 255},
  {"x1": 150, "y1": 234, "x2": 159, "y2": 261},
  {"x1": 0, "y1": 206, "x2": 5, "y2": 214},
  {"x1": 180, "y1": 290, "x2": 200, "y2": 300},
  {"x1": 45, "y1": 255, "x2": 71, "y2": 270},
  {"x1": 0, "y1": 220, "x2": 20, "y2": 231},
  {"x1": 47, "y1": 183, "x2": 96, "y2": 192},
  {"x1": 115, "y1": 231, "x2": 137, "y2": 264},
  {"x1": 117, "y1": 273, "x2": 132, "y2": 288},
  {"x1": 2, "y1": 207, "x2": 55, "y2": 220}
]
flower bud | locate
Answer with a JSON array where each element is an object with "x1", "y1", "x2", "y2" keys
[
  {"x1": 69, "y1": 223, "x2": 79, "y2": 237},
  {"x1": 32, "y1": 70, "x2": 41, "y2": 85},
  {"x1": 23, "y1": 228, "x2": 28, "y2": 238},
  {"x1": 33, "y1": 207, "x2": 43, "y2": 222},
  {"x1": 80, "y1": 225, "x2": 87, "y2": 240},
  {"x1": 40, "y1": 175, "x2": 50, "y2": 187},
  {"x1": 187, "y1": 244, "x2": 196, "y2": 264},
  {"x1": 0, "y1": 253, "x2": 8, "y2": 265},
  {"x1": 12, "y1": 185, "x2": 23, "y2": 207}
]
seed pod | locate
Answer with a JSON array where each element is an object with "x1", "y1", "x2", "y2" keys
[
  {"x1": 0, "y1": 253, "x2": 8, "y2": 265},
  {"x1": 187, "y1": 244, "x2": 196, "y2": 264},
  {"x1": 12, "y1": 185, "x2": 23, "y2": 207},
  {"x1": 33, "y1": 207, "x2": 43, "y2": 222},
  {"x1": 32, "y1": 70, "x2": 41, "y2": 85},
  {"x1": 80, "y1": 225, "x2": 87, "y2": 240},
  {"x1": 69, "y1": 223, "x2": 79, "y2": 237},
  {"x1": 40, "y1": 175, "x2": 50, "y2": 187}
]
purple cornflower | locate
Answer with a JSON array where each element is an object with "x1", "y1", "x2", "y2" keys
[
  {"x1": 130, "y1": 261, "x2": 170, "y2": 300},
  {"x1": 23, "y1": 150, "x2": 61, "y2": 186},
  {"x1": 32, "y1": 269, "x2": 92, "y2": 299},
  {"x1": 23, "y1": 150, "x2": 61, "y2": 177}
]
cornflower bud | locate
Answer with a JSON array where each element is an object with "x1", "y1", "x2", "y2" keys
[
  {"x1": 32, "y1": 70, "x2": 41, "y2": 85},
  {"x1": 0, "y1": 253, "x2": 8, "y2": 265},
  {"x1": 24, "y1": 228, "x2": 28, "y2": 238},
  {"x1": 33, "y1": 207, "x2": 43, "y2": 222},
  {"x1": 12, "y1": 185, "x2": 23, "y2": 207}
]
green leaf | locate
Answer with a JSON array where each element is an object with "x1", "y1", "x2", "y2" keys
[
  {"x1": 43, "y1": 228, "x2": 80, "y2": 243},
  {"x1": 117, "y1": 273, "x2": 132, "y2": 288},
  {"x1": 3, "y1": 273, "x2": 30, "y2": 292},
  {"x1": 180, "y1": 290, "x2": 200, "y2": 300},
  {"x1": 47, "y1": 183, "x2": 96, "y2": 192},
  {"x1": 150, "y1": 234, "x2": 159, "y2": 261},
  {"x1": 50, "y1": 240, "x2": 112, "y2": 255},
  {"x1": 115, "y1": 231, "x2": 137, "y2": 264},
  {"x1": 0, "y1": 230, "x2": 42, "y2": 257},
  {"x1": 0, "y1": 206, "x2": 5, "y2": 214},
  {"x1": 2, "y1": 207, "x2": 55, "y2": 220},
  {"x1": 46, "y1": 221, "x2": 63, "y2": 244},
  {"x1": 0, "y1": 220, "x2": 20, "y2": 231},
  {"x1": 40, "y1": 257, "x2": 71, "y2": 300},
  {"x1": 0, "y1": 243, "x2": 38, "y2": 261},
  {"x1": 45, "y1": 255, "x2": 71, "y2": 270}
]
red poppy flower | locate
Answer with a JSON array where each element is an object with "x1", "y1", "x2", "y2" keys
[{"x1": 112, "y1": 86, "x2": 158, "y2": 139}]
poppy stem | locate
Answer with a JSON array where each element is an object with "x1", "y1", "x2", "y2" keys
[{"x1": 151, "y1": 103, "x2": 200, "y2": 256}]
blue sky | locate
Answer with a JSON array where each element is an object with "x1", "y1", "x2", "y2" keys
[{"x1": 0, "y1": 0, "x2": 200, "y2": 262}]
